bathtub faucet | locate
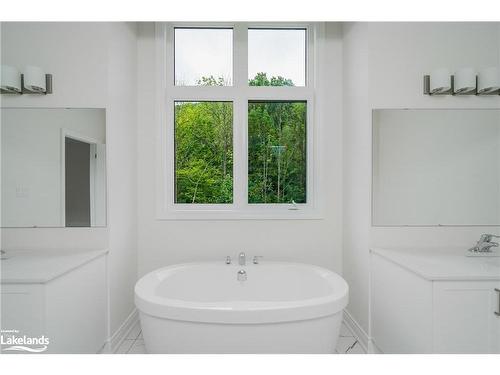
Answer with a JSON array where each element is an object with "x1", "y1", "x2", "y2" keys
[
  {"x1": 238, "y1": 252, "x2": 246, "y2": 266},
  {"x1": 237, "y1": 269, "x2": 247, "y2": 281}
]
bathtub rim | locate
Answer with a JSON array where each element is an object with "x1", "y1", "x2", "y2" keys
[{"x1": 135, "y1": 261, "x2": 349, "y2": 324}]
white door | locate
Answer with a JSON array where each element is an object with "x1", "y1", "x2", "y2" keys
[{"x1": 433, "y1": 281, "x2": 500, "y2": 353}]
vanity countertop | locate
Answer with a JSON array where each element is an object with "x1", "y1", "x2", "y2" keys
[
  {"x1": 371, "y1": 247, "x2": 500, "y2": 281},
  {"x1": 1, "y1": 249, "x2": 108, "y2": 284}
]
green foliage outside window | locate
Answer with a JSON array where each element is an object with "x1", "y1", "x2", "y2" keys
[
  {"x1": 175, "y1": 100, "x2": 233, "y2": 204},
  {"x1": 174, "y1": 73, "x2": 306, "y2": 204}
]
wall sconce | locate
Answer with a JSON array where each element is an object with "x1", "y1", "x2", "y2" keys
[
  {"x1": 453, "y1": 68, "x2": 477, "y2": 95},
  {"x1": 477, "y1": 67, "x2": 500, "y2": 95},
  {"x1": 23, "y1": 66, "x2": 48, "y2": 93},
  {"x1": 0, "y1": 65, "x2": 52, "y2": 95},
  {"x1": 424, "y1": 66, "x2": 500, "y2": 96},
  {"x1": 425, "y1": 68, "x2": 453, "y2": 95},
  {"x1": 0, "y1": 65, "x2": 22, "y2": 94}
]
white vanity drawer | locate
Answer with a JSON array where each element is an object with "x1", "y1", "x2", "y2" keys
[{"x1": 433, "y1": 281, "x2": 500, "y2": 354}]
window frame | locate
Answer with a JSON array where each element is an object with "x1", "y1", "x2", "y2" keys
[{"x1": 156, "y1": 22, "x2": 325, "y2": 220}]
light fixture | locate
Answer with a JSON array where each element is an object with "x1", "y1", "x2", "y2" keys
[
  {"x1": 453, "y1": 68, "x2": 477, "y2": 95},
  {"x1": 429, "y1": 68, "x2": 452, "y2": 95},
  {"x1": 23, "y1": 66, "x2": 47, "y2": 93},
  {"x1": 424, "y1": 66, "x2": 500, "y2": 96},
  {"x1": 0, "y1": 65, "x2": 52, "y2": 95},
  {"x1": 1, "y1": 65, "x2": 22, "y2": 94},
  {"x1": 477, "y1": 67, "x2": 500, "y2": 95}
]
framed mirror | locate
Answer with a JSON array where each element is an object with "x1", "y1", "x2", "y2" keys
[
  {"x1": 1, "y1": 108, "x2": 106, "y2": 227},
  {"x1": 372, "y1": 108, "x2": 500, "y2": 226}
]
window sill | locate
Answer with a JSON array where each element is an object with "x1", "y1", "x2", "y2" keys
[{"x1": 156, "y1": 208, "x2": 324, "y2": 221}]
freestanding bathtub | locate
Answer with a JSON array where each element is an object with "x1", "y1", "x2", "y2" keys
[{"x1": 135, "y1": 261, "x2": 348, "y2": 353}]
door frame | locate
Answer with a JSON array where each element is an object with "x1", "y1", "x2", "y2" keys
[{"x1": 60, "y1": 128, "x2": 101, "y2": 227}]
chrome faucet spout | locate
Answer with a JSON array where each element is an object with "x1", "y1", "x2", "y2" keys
[
  {"x1": 238, "y1": 252, "x2": 246, "y2": 266},
  {"x1": 237, "y1": 269, "x2": 247, "y2": 281}
]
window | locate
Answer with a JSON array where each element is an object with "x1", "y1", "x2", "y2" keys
[
  {"x1": 248, "y1": 29, "x2": 306, "y2": 86},
  {"x1": 248, "y1": 101, "x2": 307, "y2": 204},
  {"x1": 174, "y1": 28, "x2": 233, "y2": 86},
  {"x1": 175, "y1": 101, "x2": 233, "y2": 204},
  {"x1": 159, "y1": 23, "x2": 320, "y2": 219}
]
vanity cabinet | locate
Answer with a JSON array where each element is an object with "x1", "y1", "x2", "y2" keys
[
  {"x1": 1, "y1": 250, "x2": 108, "y2": 354},
  {"x1": 370, "y1": 249, "x2": 500, "y2": 354}
]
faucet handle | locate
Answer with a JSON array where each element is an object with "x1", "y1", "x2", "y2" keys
[
  {"x1": 225, "y1": 256, "x2": 232, "y2": 265},
  {"x1": 480, "y1": 234, "x2": 500, "y2": 242},
  {"x1": 252, "y1": 256, "x2": 264, "y2": 264},
  {"x1": 481, "y1": 242, "x2": 499, "y2": 252}
]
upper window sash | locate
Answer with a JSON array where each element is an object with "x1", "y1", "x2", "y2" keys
[
  {"x1": 165, "y1": 23, "x2": 316, "y2": 90},
  {"x1": 174, "y1": 27, "x2": 234, "y2": 87}
]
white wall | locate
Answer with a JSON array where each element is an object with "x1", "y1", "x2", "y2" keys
[
  {"x1": 0, "y1": 22, "x2": 138, "y2": 338},
  {"x1": 343, "y1": 22, "x2": 500, "y2": 336},
  {"x1": 136, "y1": 23, "x2": 344, "y2": 277},
  {"x1": 105, "y1": 22, "x2": 139, "y2": 337}
]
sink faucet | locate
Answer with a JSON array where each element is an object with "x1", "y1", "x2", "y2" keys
[
  {"x1": 238, "y1": 252, "x2": 246, "y2": 266},
  {"x1": 469, "y1": 234, "x2": 500, "y2": 253}
]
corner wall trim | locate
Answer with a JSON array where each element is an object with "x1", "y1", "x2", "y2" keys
[
  {"x1": 343, "y1": 309, "x2": 370, "y2": 353},
  {"x1": 101, "y1": 308, "x2": 139, "y2": 354}
]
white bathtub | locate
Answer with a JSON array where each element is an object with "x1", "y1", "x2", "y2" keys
[{"x1": 135, "y1": 261, "x2": 348, "y2": 353}]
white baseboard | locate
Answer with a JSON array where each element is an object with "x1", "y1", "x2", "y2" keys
[
  {"x1": 343, "y1": 309, "x2": 370, "y2": 353},
  {"x1": 101, "y1": 308, "x2": 139, "y2": 354}
]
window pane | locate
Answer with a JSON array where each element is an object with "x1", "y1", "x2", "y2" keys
[
  {"x1": 248, "y1": 101, "x2": 307, "y2": 204},
  {"x1": 174, "y1": 28, "x2": 233, "y2": 86},
  {"x1": 175, "y1": 101, "x2": 233, "y2": 203},
  {"x1": 248, "y1": 29, "x2": 306, "y2": 87}
]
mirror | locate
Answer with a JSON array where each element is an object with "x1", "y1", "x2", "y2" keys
[
  {"x1": 372, "y1": 109, "x2": 500, "y2": 226},
  {"x1": 1, "y1": 108, "x2": 106, "y2": 227}
]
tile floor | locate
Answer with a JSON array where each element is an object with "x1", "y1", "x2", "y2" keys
[
  {"x1": 116, "y1": 320, "x2": 366, "y2": 354},
  {"x1": 115, "y1": 322, "x2": 145, "y2": 354},
  {"x1": 336, "y1": 322, "x2": 366, "y2": 354}
]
